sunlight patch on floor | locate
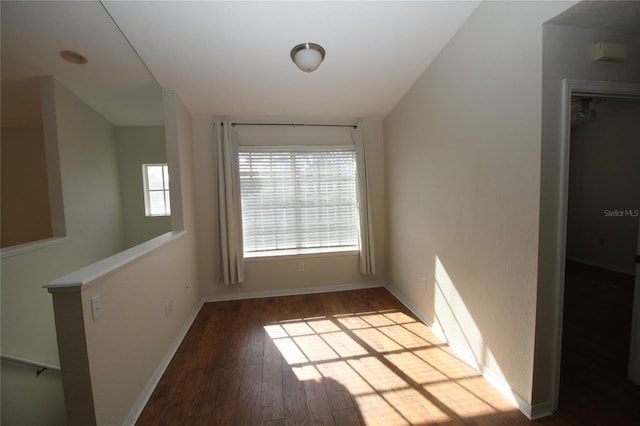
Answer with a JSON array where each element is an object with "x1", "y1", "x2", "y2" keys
[
  {"x1": 316, "y1": 361, "x2": 374, "y2": 396},
  {"x1": 294, "y1": 334, "x2": 339, "y2": 362},
  {"x1": 353, "y1": 327, "x2": 403, "y2": 352},
  {"x1": 292, "y1": 364, "x2": 322, "y2": 381},
  {"x1": 336, "y1": 315, "x2": 371, "y2": 330},
  {"x1": 320, "y1": 332, "x2": 369, "y2": 358},
  {"x1": 272, "y1": 337, "x2": 308, "y2": 365},
  {"x1": 382, "y1": 388, "x2": 451, "y2": 424},
  {"x1": 348, "y1": 356, "x2": 407, "y2": 392},
  {"x1": 425, "y1": 381, "x2": 495, "y2": 417},
  {"x1": 264, "y1": 305, "x2": 518, "y2": 424},
  {"x1": 355, "y1": 393, "x2": 410, "y2": 426},
  {"x1": 384, "y1": 352, "x2": 449, "y2": 385}
]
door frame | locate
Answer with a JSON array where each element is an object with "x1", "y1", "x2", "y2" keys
[
  {"x1": 630, "y1": 217, "x2": 640, "y2": 383},
  {"x1": 551, "y1": 79, "x2": 640, "y2": 410}
]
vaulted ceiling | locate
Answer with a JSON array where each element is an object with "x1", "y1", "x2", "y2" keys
[
  {"x1": 102, "y1": 1, "x2": 480, "y2": 120},
  {"x1": 4, "y1": 1, "x2": 639, "y2": 127},
  {"x1": 1, "y1": 1, "x2": 479, "y2": 126}
]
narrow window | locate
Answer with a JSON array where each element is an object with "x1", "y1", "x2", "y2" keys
[{"x1": 142, "y1": 164, "x2": 170, "y2": 216}]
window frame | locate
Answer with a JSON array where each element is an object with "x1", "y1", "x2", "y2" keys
[
  {"x1": 142, "y1": 163, "x2": 171, "y2": 217},
  {"x1": 238, "y1": 145, "x2": 360, "y2": 258}
]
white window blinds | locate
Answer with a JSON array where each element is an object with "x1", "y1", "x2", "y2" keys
[{"x1": 239, "y1": 147, "x2": 359, "y2": 256}]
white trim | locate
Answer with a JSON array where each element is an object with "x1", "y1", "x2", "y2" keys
[
  {"x1": 384, "y1": 284, "x2": 537, "y2": 420},
  {"x1": 245, "y1": 248, "x2": 359, "y2": 262},
  {"x1": 203, "y1": 281, "x2": 385, "y2": 303},
  {"x1": 383, "y1": 284, "x2": 434, "y2": 326},
  {"x1": 142, "y1": 163, "x2": 171, "y2": 217},
  {"x1": 529, "y1": 401, "x2": 554, "y2": 420},
  {"x1": 238, "y1": 144, "x2": 355, "y2": 152},
  {"x1": 44, "y1": 231, "x2": 185, "y2": 290},
  {"x1": 630, "y1": 226, "x2": 640, "y2": 384},
  {"x1": 0, "y1": 237, "x2": 69, "y2": 259},
  {"x1": 481, "y1": 365, "x2": 532, "y2": 420},
  {"x1": 124, "y1": 300, "x2": 204, "y2": 426},
  {"x1": 551, "y1": 79, "x2": 640, "y2": 411}
]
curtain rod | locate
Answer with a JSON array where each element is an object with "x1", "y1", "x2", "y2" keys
[{"x1": 227, "y1": 122, "x2": 358, "y2": 129}]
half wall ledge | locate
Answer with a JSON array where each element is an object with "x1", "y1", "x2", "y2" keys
[{"x1": 44, "y1": 230, "x2": 185, "y2": 292}]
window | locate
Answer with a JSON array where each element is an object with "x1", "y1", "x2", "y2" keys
[
  {"x1": 142, "y1": 164, "x2": 170, "y2": 216},
  {"x1": 239, "y1": 147, "x2": 359, "y2": 257}
]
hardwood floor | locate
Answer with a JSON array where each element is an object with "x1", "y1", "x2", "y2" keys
[
  {"x1": 137, "y1": 284, "x2": 639, "y2": 425},
  {"x1": 138, "y1": 288, "x2": 533, "y2": 425},
  {"x1": 535, "y1": 261, "x2": 640, "y2": 426}
]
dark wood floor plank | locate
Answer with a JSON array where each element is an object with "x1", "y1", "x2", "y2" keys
[
  {"x1": 303, "y1": 375, "x2": 335, "y2": 426},
  {"x1": 234, "y1": 363, "x2": 263, "y2": 425},
  {"x1": 261, "y1": 337, "x2": 284, "y2": 422},
  {"x1": 319, "y1": 363, "x2": 355, "y2": 412},
  {"x1": 139, "y1": 285, "x2": 636, "y2": 425},
  {"x1": 207, "y1": 365, "x2": 241, "y2": 425},
  {"x1": 332, "y1": 407, "x2": 363, "y2": 426},
  {"x1": 535, "y1": 261, "x2": 640, "y2": 425},
  {"x1": 282, "y1": 362, "x2": 310, "y2": 426}
]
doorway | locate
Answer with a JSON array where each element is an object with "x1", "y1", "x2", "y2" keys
[{"x1": 556, "y1": 89, "x2": 640, "y2": 422}]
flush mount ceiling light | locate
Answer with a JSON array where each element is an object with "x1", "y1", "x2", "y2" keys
[
  {"x1": 290, "y1": 43, "x2": 325, "y2": 73},
  {"x1": 60, "y1": 50, "x2": 88, "y2": 65}
]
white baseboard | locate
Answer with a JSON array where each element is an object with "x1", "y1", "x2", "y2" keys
[
  {"x1": 202, "y1": 281, "x2": 386, "y2": 303},
  {"x1": 383, "y1": 283, "x2": 540, "y2": 420},
  {"x1": 383, "y1": 284, "x2": 434, "y2": 328},
  {"x1": 124, "y1": 300, "x2": 204, "y2": 426},
  {"x1": 528, "y1": 401, "x2": 554, "y2": 420},
  {"x1": 480, "y1": 363, "x2": 536, "y2": 419}
]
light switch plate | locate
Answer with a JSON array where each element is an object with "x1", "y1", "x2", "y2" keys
[{"x1": 91, "y1": 294, "x2": 102, "y2": 321}]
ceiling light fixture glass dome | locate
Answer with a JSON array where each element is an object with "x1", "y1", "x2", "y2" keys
[{"x1": 290, "y1": 42, "x2": 325, "y2": 73}]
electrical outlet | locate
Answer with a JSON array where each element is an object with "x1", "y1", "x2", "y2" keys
[
  {"x1": 422, "y1": 277, "x2": 428, "y2": 290},
  {"x1": 91, "y1": 294, "x2": 103, "y2": 321},
  {"x1": 298, "y1": 263, "x2": 305, "y2": 272},
  {"x1": 165, "y1": 300, "x2": 173, "y2": 318}
]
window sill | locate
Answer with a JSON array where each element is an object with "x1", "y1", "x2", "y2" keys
[{"x1": 245, "y1": 247, "x2": 359, "y2": 262}]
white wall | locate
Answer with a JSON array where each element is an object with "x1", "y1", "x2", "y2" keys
[
  {"x1": 46, "y1": 91, "x2": 201, "y2": 425},
  {"x1": 115, "y1": 126, "x2": 171, "y2": 248},
  {"x1": 535, "y1": 22, "x2": 640, "y2": 408},
  {"x1": 566, "y1": 101, "x2": 640, "y2": 274},
  {"x1": 1, "y1": 77, "x2": 126, "y2": 425},
  {"x1": 192, "y1": 118, "x2": 385, "y2": 299},
  {"x1": 383, "y1": 1, "x2": 573, "y2": 417},
  {"x1": 90, "y1": 92, "x2": 200, "y2": 425}
]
